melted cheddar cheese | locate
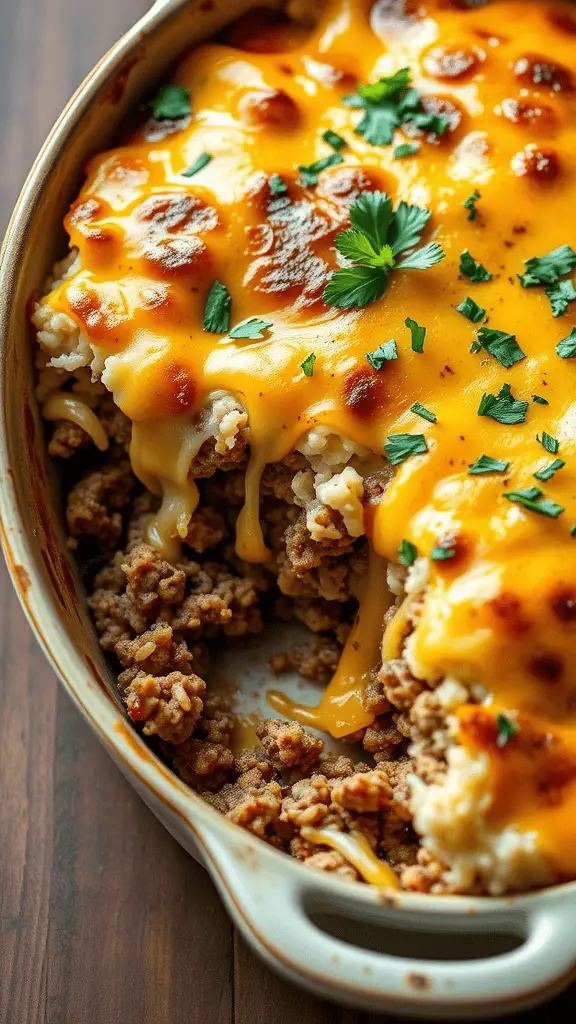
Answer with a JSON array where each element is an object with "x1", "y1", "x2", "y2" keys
[{"x1": 43, "y1": 0, "x2": 576, "y2": 879}]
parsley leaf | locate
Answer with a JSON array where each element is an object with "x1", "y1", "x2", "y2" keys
[
  {"x1": 393, "y1": 142, "x2": 420, "y2": 159},
  {"x1": 182, "y1": 152, "x2": 212, "y2": 177},
  {"x1": 519, "y1": 245, "x2": 576, "y2": 287},
  {"x1": 229, "y1": 318, "x2": 272, "y2": 340},
  {"x1": 322, "y1": 129, "x2": 347, "y2": 151},
  {"x1": 532, "y1": 394, "x2": 549, "y2": 405},
  {"x1": 396, "y1": 243, "x2": 445, "y2": 271},
  {"x1": 411, "y1": 402, "x2": 437, "y2": 423},
  {"x1": 301, "y1": 353, "x2": 317, "y2": 377},
  {"x1": 324, "y1": 266, "x2": 388, "y2": 308},
  {"x1": 366, "y1": 340, "x2": 398, "y2": 370},
  {"x1": 468, "y1": 455, "x2": 510, "y2": 475},
  {"x1": 545, "y1": 279, "x2": 576, "y2": 318},
  {"x1": 344, "y1": 68, "x2": 448, "y2": 147},
  {"x1": 406, "y1": 317, "x2": 426, "y2": 353},
  {"x1": 431, "y1": 545, "x2": 456, "y2": 561},
  {"x1": 460, "y1": 250, "x2": 492, "y2": 283},
  {"x1": 203, "y1": 281, "x2": 231, "y2": 333},
  {"x1": 457, "y1": 296, "x2": 485, "y2": 323},
  {"x1": 477, "y1": 327, "x2": 525, "y2": 368},
  {"x1": 478, "y1": 382, "x2": 528, "y2": 425},
  {"x1": 470, "y1": 340, "x2": 482, "y2": 353},
  {"x1": 350, "y1": 191, "x2": 394, "y2": 251},
  {"x1": 538, "y1": 431, "x2": 559, "y2": 454},
  {"x1": 384, "y1": 433, "x2": 428, "y2": 466},
  {"x1": 356, "y1": 68, "x2": 412, "y2": 104},
  {"x1": 534, "y1": 459, "x2": 565, "y2": 482},
  {"x1": 336, "y1": 230, "x2": 393, "y2": 268},
  {"x1": 299, "y1": 152, "x2": 344, "y2": 186},
  {"x1": 504, "y1": 487, "x2": 564, "y2": 519},
  {"x1": 398, "y1": 539, "x2": 417, "y2": 566},
  {"x1": 556, "y1": 326, "x2": 576, "y2": 358},
  {"x1": 152, "y1": 84, "x2": 191, "y2": 120},
  {"x1": 463, "y1": 188, "x2": 481, "y2": 222},
  {"x1": 496, "y1": 713, "x2": 517, "y2": 748},
  {"x1": 269, "y1": 174, "x2": 288, "y2": 196},
  {"x1": 389, "y1": 202, "x2": 430, "y2": 256}
]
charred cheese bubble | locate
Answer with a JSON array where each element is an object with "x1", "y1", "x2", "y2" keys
[{"x1": 38, "y1": 0, "x2": 576, "y2": 882}]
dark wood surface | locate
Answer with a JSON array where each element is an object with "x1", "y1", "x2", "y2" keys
[{"x1": 0, "y1": 2, "x2": 572, "y2": 1021}]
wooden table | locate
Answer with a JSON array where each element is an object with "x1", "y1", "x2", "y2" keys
[{"x1": 0, "y1": 2, "x2": 572, "y2": 1021}]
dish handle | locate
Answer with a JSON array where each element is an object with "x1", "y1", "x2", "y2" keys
[{"x1": 199, "y1": 825, "x2": 576, "y2": 1019}]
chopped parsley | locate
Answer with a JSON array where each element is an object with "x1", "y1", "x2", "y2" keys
[
  {"x1": 496, "y1": 713, "x2": 517, "y2": 748},
  {"x1": 203, "y1": 281, "x2": 231, "y2": 334},
  {"x1": 406, "y1": 317, "x2": 426, "y2": 352},
  {"x1": 324, "y1": 192, "x2": 445, "y2": 309},
  {"x1": 545, "y1": 279, "x2": 576, "y2": 318},
  {"x1": 463, "y1": 189, "x2": 481, "y2": 222},
  {"x1": 229, "y1": 318, "x2": 272, "y2": 340},
  {"x1": 384, "y1": 433, "x2": 428, "y2": 466},
  {"x1": 518, "y1": 245, "x2": 576, "y2": 287},
  {"x1": 538, "y1": 431, "x2": 559, "y2": 454},
  {"x1": 322, "y1": 129, "x2": 347, "y2": 151},
  {"x1": 343, "y1": 68, "x2": 449, "y2": 147},
  {"x1": 298, "y1": 152, "x2": 344, "y2": 187},
  {"x1": 503, "y1": 487, "x2": 564, "y2": 519},
  {"x1": 468, "y1": 455, "x2": 510, "y2": 475},
  {"x1": 556, "y1": 326, "x2": 576, "y2": 358},
  {"x1": 477, "y1": 327, "x2": 525, "y2": 368},
  {"x1": 301, "y1": 353, "x2": 317, "y2": 377},
  {"x1": 470, "y1": 340, "x2": 482, "y2": 354},
  {"x1": 393, "y1": 142, "x2": 420, "y2": 159},
  {"x1": 431, "y1": 544, "x2": 456, "y2": 561},
  {"x1": 460, "y1": 250, "x2": 492, "y2": 283},
  {"x1": 268, "y1": 173, "x2": 288, "y2": 196},
  {"x1": 152, "y1": 84, "x2": 191, "y2": 120},
  {"x1": 478, "y1": 383, "x2": 528, "y2": 425},
  {"x1": 366, "y1": 339, "x2": 398, "y2": 370},
  {"x1": 411, "y1": 402, "x2": 437, "y2": 423},
  {"x1": 532, "y1": 394, "x2": 549, "y2": 405},
  {"x1": 182, "y1": 152, "x2": 212, "y2": 177},
  {"x1": 571, "y1": 526, "x2": 576, "y2": 537},
  {"x1": 534, "y1": 458, "x2": 565, "y2": 482},
  {"x1": 398, "y1": 539, "x2": 417, "y2": 566},
  {"x1": 457, "y1": 296, "x2": 486, "y2": 323}
]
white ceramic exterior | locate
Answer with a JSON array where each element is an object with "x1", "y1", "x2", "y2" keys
[{"x1": 2, "y1": 0, "x2": 576, "y2": 1015}]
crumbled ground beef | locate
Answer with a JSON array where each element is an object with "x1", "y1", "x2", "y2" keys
[{"x1": 67, "y1": 460, "x2": 134, "y2": 548}]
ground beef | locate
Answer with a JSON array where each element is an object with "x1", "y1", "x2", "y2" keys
[
  {"x1": 49, "y1": 419, "x2": 91, "y2": 459},
  {"x1": 123, "y1": 669, "x2": 205, "y2": 743},
  {"x1": 270, "y1": 633, "x2": 342, "y2": 683},
  {"x1": 66, "y1": 460, "x2": 134, "y2": 548},
  {"x1": 256, "y1": 718, "x2": 324, "y2": 773}
]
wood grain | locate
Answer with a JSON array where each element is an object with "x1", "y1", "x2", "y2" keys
[{"x1": 0, "y1": 1, "x2": 573, "y2": 1022}]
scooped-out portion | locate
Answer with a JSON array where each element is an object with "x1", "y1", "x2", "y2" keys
[{"x1": 33, "y1": 0, "x2": 576, "y2": 893}]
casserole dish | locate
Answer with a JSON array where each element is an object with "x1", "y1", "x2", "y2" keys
[{"x1": 2, "y1": 0, "x2": 576, "y2": 1015}]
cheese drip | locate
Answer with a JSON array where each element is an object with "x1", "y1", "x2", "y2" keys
[
  {"x1": 269, "y1": 548, "x2": 391, "y2": 738},
  {"x1": 42, "y1": 394, "x2": 108, "y2": 452},
  {"x1": 301, "y1": 825, "x2": 400, "y2": 889}
]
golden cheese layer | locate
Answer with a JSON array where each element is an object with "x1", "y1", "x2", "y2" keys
[{"x1": 45, "y1": 0, "x2": 576, "y2": 878}]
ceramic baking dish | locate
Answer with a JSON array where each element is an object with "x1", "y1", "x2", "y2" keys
[{"x1": 2, "y1": 0, "x2": 576, "y2": 1016}]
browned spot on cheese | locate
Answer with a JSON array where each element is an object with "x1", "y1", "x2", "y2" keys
[
  {"x1": 513, "y1": 52, "x2": 573, "y2": 92},
  {"x1": 490, "y1": 593, "x2": 531, "y2": 636},
  {"x1": 511, "y1": 145, "x2": 559, "y2": 181},
  {"x1": 499, "y1": 97, "x2": 558, "y2": 134},
  {"x1": 344, "y1": 369, "x2": 388, "y2": 421},
  {"x1": 550, "y1": 587, "x2": 576, "y2": 623},
  {"x1": 239, "y1": 87, "x2": 300, "y2": 129},
  {"x1": 529, "y1": 653, "x2": 563, "y2": 685},
  {"x1": 422, "y1": 44, "x2": 484, "y2": 80}
]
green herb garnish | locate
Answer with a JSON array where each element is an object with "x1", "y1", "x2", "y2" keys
[
  {"x1": 366, "y1": 340, "x2": 398, "y2": 370},
  {"x1": 457, "y1": 296, "x2": 486, "y2": 323},
  {"x1": 393, "y1": 142, "x2": 420, "y2": 159},
  {"x1": 518, "y1": 245, "x2": 576, "y2": 287},
  {"x1": 460, "y1": 250, "x2": 492, "y2": 283},
  {"x1": 431, "y1": 545, "x2": 456, "y2": 561},
  {"x1": 556, "y1": 326, "x2": 576, "y2": 358},
  {"x1": 503, "y1": 486, "x2": 564, "y2": 518},
  {"x1": 384, "y1": 433, "x2": 428, "y2": 466},
  {"x1": 496, "y1": 713, "x2": 517, "y2": 748},
  {"x1": 269, "y1": 174, "x2": 288, "y2": 196},
  {"x1": 203, "y1": 281, "x2": 231, "y2": 334},
  {"x1": 182, "y1": 152, "x2": 212, "y2": 177},
  {"x1": 229, "y1": 318, "x2": 272, "y2": 340},
  {"x1": 406, "y1": 317, "x2": 426, "y2": 353},
  {"x1": 468, "y1": 455, "x2": 510, "y2": 475},
  {"x1": 477, "y1": 327, "x2": 525, "y2": 368},
  {"x1": 532, "y1": 394, "x2": 549, "y2": 405},
  {"x1": 343, "y1": 68, "x2": 448, "y2": 147},
  {"x1": 534, "y1": 459, "x2": 565, "y2": 482},
  {"x1": 470, "y1": 340, "x2": 482, "y2": 354},
  {"x1": 324, "y1": 192, "x2": 444, "y2": 309},
  {"x1": 478, "y1": 383, "x2": 528, "y2": 425},
  {"x1": 152, "y1": 84, "x2": 191, "y2": 120},
  {"x1": 299, "y1": 152, "x2": 344, "y2": 187},
  {"x1": 538, "y1": 431, "x2": 559, "y2": 454},
  {"x1": 545, "y1": 279, "x2": 576, "y2": 318},
  {"x1": 322, "y1": 129, "x2": 347, "y2": 151},
  {"x1": 398, "y1": 539, "x2": 417, "y2": 566},
  {"x1": 411, "y1": 402, "x2": 437, "y2": 423},
  {"x1": 463, "y1": 189, "x2": 481, "y2": 222},
  {"x1": 301, "y1": 353, "x2": 317, "y2": 377}
]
